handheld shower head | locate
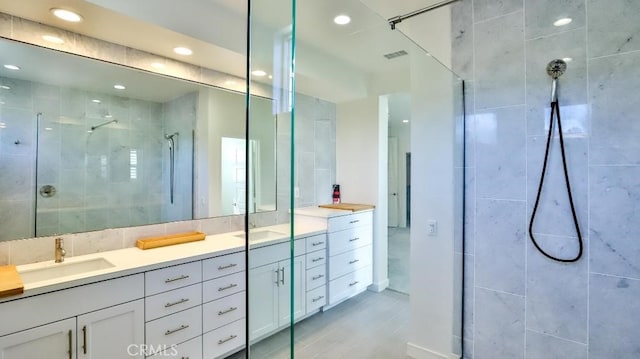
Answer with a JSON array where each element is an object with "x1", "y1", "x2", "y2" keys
[
  {"x1": 547, "y1": 59, "x2": 567, "y2": 79},
  {"x1": 547, "y1": 59, "x2": 567, "y2": 102}
]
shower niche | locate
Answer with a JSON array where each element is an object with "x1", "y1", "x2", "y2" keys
[{"x1": 0, "y1": 38, "x2": 276, "y2": 241}]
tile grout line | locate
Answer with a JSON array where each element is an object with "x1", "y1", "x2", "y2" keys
[
  {"x1": 585, "y1": 0, "x2": 591, "y2": 351},
  {"x1": 522, "y1": 3, "x2": 528, "y2": 357},
  {"x1": 470, "y1": 0, "x2": 477, "y2": 356},
  {"x1": 526, "y1": 327, "x2": 589, "y2": 346},
  {"x1": 475, "y1": 285, "x2": 526, "y2": 298},
  {"x1": 473, "y1": 8, "x2": 524, "y2": 25}
]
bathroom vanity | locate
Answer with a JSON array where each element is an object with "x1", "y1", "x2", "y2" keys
[{"x1": 0, "y1": 207, "x2": 374, "y2": 359}]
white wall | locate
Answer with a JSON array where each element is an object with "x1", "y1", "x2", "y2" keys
[
  {"x1": 407, "y1": 49, "x2": 457, "y2": 359},
  {"x1": 336, "y1": 97, "x2": 389, "y2": 292}
]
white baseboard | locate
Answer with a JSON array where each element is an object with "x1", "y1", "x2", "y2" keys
[
  {"x1": 406, "y1": 342, "x2": 459, "y2": 359},
  {"x1": 368, "y1": 278, "x2": 389, "y2": 292}
]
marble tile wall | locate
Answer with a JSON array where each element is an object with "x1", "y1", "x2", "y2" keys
[{"x1": 452, "y1": 0, "x2": 640, "y2": 357}]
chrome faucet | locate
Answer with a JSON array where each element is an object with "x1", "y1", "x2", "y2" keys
[{"x1": 55, "y1": 238, "x2": 66, "y2": 263}]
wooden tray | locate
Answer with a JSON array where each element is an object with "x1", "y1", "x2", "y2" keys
[
  {"x1": 318, "y1": 203, "x2": 375, "y2": 212},
  {"x1": 0, "y1": 265, "x2": 24, "y2": 297},
  {"x1": 136, "y1": 231, "x2": 206, "y2": 250}
]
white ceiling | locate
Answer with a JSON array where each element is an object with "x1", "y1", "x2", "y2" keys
[{"x1": 0, "y1": 0, "x2": 451, "y2": 104}]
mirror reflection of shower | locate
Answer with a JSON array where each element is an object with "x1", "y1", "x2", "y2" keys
[
  {"x1": 88, "y1": 119, "x2": 118, "y2": 132},
  {"x1": 165, "y1": 132, "x2": 179, "y2": 204}
]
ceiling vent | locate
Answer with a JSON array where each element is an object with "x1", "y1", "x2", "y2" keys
[{"x1": 383, "y1": 50, "x2": 408, "y2": 60}]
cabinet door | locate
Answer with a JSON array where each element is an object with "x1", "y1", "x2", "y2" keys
[
  {"x1": 278, "y1": 255, "x2": 306, "y2": 327},
  {"x1": 248, "y1": 263, "x2": 279, "y2": 340},
  {"x1": 76, "y1": 300, "x2": 144, "y2": 359},
  {"x1": 0, "y1": 318, "x2": 76, "y2": 359}
]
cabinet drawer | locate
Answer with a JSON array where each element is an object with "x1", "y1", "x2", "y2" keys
[
  {"x1": 203, "y1": 319, "x2": 245, "y2": 359},
  {"x1": 306, "y1": 285, "x2": 326, "y2": 313},
  {"x1": 149, "y1": 336, "x2": 202, "y2": 359},
  {"x1": 146, "y1": 306, "x2": 202, "y2": 347},
  {"x1": 306, "y1": 265, "x2": 326, "y2": 290},
  {"x1": 203, "y1": 271, "x2": 246, "y2": 303},
  {"x1": 145, "y1": 283, "x2": 202, "y2": 322},
  {"x1": 329, "y1": 245, "x2": 372, "y2": 280},
  {"x1": 329, "y1": 266, "x2": 372, "y2": 305},
  {"x1": 328, "y1": 226, "x2": 372, "y2": 256},
  {"x1": 146, "y1": 261, "x2": 202, "y2": 296},
  {"x1": 327, "y1": 211, "x2": 372, "y2": 232},
  {"x1": 203, "y1": 251, "x2": 245, "y2": 280},
  {"x1": 305, "y1": 250, "x2": 326, "y2": 269},
  {"x1": 305, "y1": 234, "x2": 327, "y2": 252},
  {"x1": 203, "y1": 291, "x2": 246, "y2": 333}
]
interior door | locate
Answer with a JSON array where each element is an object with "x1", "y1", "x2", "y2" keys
[{"x1": 388, "y1": 137, "x2": 399, "y2": 227}]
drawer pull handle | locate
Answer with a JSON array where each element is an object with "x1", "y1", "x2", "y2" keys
[
  {"x1": 218, "y1": 306, "x2": 238, "y2": 315},
  {"x1": 165, "y1": 274, "x2": 190, "y2": 283},
  {"x1": 218, "y1": 263, "x2": 238, "y2": 270},
  {"x1": 218, "y1": 283, "x2": 238, "y2": 292},
  {"x1": 311, "y1": 241, "x2": 324, "y2": 246},
  {"x1": 312, "y1": 295, "x2": 325, "y2": 303},
  {"x1": 165, "y1": 298, "x2": 190, "y2": 308},
  {"x1": 349, "y1": 259, "x2": 360, "y2": 264},
  {"x1": 82, "y1": 325, "x2": 87, "y2": 354},
  {"x1": 67, "y1": 330, "x2": 72, "y2": 359},
  {"x1": 349, "y1": 220, "x2": 360, "y2": 224},
  {"x1": 165, "y1": 324, "x2": 189, "y2": 336},
  {"x1": 349, "y1": 237, "x2": 360, "y2": 242},
  {"x1": 312, "y1": 257, "x2": 324, "y2": 262},
  {"x1": 312, "y1": 274, "x2": 324, "y2": 280},
  {"x1": 349, "y1": 281, "x2": 359, "y2": 287},
  {"x1": 218, "y1": 334, "x2": 238, "y2": 345}
]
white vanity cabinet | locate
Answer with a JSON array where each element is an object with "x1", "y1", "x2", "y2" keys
[
  {"x1": 0, "y1": 318, "x2": 76, "y2": 359},
  {"x1": 305, "y1": 233, "x2": 327, "y2": 313},
  {"x1": 295, "y1": 208, "x2": 374, "y2": 308},
  {"x1": 248, "y1": 239, "x2": 307, "y2": 341},
  {"x1": 0, "y1": 275, "x2": 145, "y2": 359},
  {"x1": 77, "y1": 300, "x2": 145, "y2": 359},
  {"x1": 145, "y1": 251, "x2": 247, "y2": 359}
]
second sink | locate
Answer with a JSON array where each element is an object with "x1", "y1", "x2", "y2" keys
[{"x1": 234, "y1": 230, "x2": 288, "y2": 241}]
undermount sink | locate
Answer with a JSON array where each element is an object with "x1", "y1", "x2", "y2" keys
[
  {"x1": 234, "y1": 230, "x2": 288, "y2": 241},
  {"x1": 18, "y1": 257, "x2": 115, "y2": 284}
]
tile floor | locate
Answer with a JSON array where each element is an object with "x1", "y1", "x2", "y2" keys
[
  {"x1": 388, "y1": 226, "x2": 410, "y2": 294},
  {"x1": 227, "y1": 289, "x2": 411, "y2": 359}
]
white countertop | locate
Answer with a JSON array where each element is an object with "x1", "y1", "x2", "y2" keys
[
  {"x1": 2, "y1": 221, "x2": 326, "y2": 302},
  {"x1": 293, "y1": 206, "x2": 371, "y2": 218}
]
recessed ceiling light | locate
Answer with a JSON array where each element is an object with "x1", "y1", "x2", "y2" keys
[
  {"x1": 113, "y1": 84, "x2": 126, "y2": 90},
  {"x1": 51, "y1": 8, "x2": 83, "y2": 22},
  {"x1": 105, "y1": 114, "x2": 113, "y2": 118},
  {"x1": 334, "y1": 14, "x2": 351, "y2": 25},
  {"x1": 252, "y1": 70, "x2": 267, "y2": 77},
  {"x1": 45, "y1": 127, "x2": 53, "y2": 131},
  {"x1": 402, "y1": 119, "x2": 409, "y2": 123},
  {"x1": 151, "y1": 62, "x2": 165, "y2": 69},
  {"x1": 562, "y1": 57, "x2": 573, "y2": 62},
  {"x1": 173, "y1": 47, "x2": 193, "y2": 56},
  {"x1": 1, "y1": 85, "x2": 10, "y2": 90},
  {"x1": 553, "y1": 17, "x2": 572, "y2": 26},
  {"x1": 92, "y1": 99, "x2": 101, "y2": 103},
  {"x1": 42, "y1": 35, "x2": 65, "y2": 44},
  {"x1": 3, "y1": 64, "x2": 20, "y2": 70}
]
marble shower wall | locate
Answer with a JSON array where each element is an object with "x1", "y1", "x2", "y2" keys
[{"x1": 452, "y1": 0, "x2": 640, "y2": 357}]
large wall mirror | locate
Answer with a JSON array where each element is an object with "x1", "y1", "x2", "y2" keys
[{"x1": 0, "y1": 38, "x2": 277, "y2": 241}]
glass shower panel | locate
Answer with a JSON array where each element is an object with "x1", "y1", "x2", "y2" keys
[
  {"x1": 247, "y1": 0, "x2": 296, "y2": 358},
  {"x1": 286, "y1": 0, "x2": 464, "y2": 358}
]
